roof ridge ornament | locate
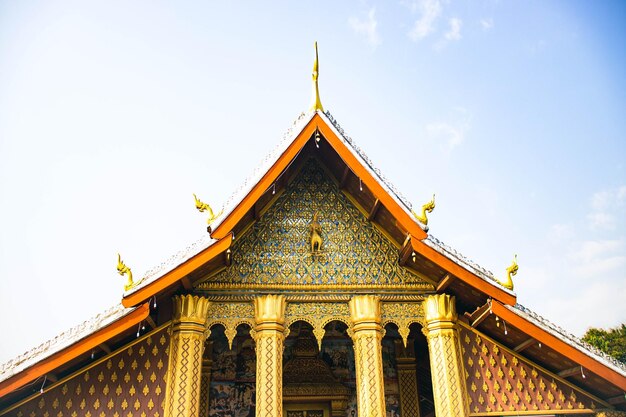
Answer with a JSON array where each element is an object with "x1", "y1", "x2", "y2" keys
[
  {"x1": 193, "y1": 193, "x2": 223, "y2": 226},
  {"x1": 116, "y1": 253, "x2": 135, "y2": 291},
  {"x1": 309, "y1": 41, "x2": 324, "y2": 112},
  {"x1": 499, "y1": 254, "x2": 518, "y2": 290},
  {"x1": 412, "y1": 194, "x2": 436, "y2": 228}
]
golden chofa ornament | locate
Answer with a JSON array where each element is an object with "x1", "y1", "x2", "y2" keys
[
  {"x1": 310, "y1": 41, "x2": 324, "y2": 112},
  {"x1": 193, "y1": 193, "x2": 223, "y2": 225},
  {"x1": 116, "y1": 253, "x2": 135, "y2": 291},
  {"x1": 498, "y1": 254, "x2": 518, "y2": 290},
  {"x1": 412, "y1": 194, "x2": 436, "y2": 227}
]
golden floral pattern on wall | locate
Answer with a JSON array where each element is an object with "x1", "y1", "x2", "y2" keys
[
  {"x1": 202, "y1": 159, "x2": 430, "y2": 289},
  {"x1": 5, "y1": 327, "x2": 170, "y2": 417},
  {"x1": 459, "y1": 325, "x2": 602, "y2": 415}
]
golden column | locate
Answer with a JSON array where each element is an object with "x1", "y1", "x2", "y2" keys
[
  {"x1": 198, "y1": 340, "x2": 213, "y2": 417},
  {"x1": 163, "y1": 294, "x2": 211, "y2": 417},
  {"x1": 254, "y1": 295, "x2": 287, "y2": 417},
  {"x1": 349, "y1": 295, "x2": 387, "y2": 417},
  {"x1": 395, "y1": 339, "x2": 422, "y2": 417},
  {"x1": 423, "y1": 294, "x2": 468, "y2": 417}
]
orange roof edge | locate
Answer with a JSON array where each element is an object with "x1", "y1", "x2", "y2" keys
[
  {"x1": 0, "y1": 303, "x2": 149, "y2": 398},
  {"x1": 211, "y1": 112, "x2": 427, "y2": 242},
  {"x1": 122, "y1": 234, "x2": 233, "y2": 308},
  {"x1": 411, "y1": 237, "x2": 517, "y2": 305},
  {"x1": 315, "y1": 115, "x2": 428, "y2": 240},
  {"x1": 491, "y1": 300, "x2": 626, "y2": 391},
  {"x1": 210, "y1": 115, "x2": 319, "y2": 240}
]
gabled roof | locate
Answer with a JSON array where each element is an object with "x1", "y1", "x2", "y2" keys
[
  {"x1": 0, "y1": 303, "x2": 149, "y2": 398},
  {"x1": 1, "y1": 105, "x2": 625, "y2": 406},
  {"x1": 121, "y1": 109, "x2": 516, "y2": 308}
]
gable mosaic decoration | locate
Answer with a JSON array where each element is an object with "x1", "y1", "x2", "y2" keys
[{"x1": 198, "y1": 159, "x2": 432, "y2": 292}]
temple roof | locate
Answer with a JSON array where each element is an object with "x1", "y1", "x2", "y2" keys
[
  {"x1": 122, "y1": 108, "x2": 512, "y2": 301},
  {"x1": 1, "y1": 73, "x2": 625, "y2": 407},
  {"x1": 0, "y1": 303, "x2": 143, "y2": 384},
  {"x1": 509, "y1": 303, "x2": 626, "y2": 376}
]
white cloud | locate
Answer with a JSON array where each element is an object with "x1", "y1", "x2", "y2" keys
[
  {"x1": 349, "y1": 8, "x2": 381, "y2": 47},
  {"x1": 408, "y1": 0, "x2": 442, "y2": 41},
  {"x1": 587, "y1": 185, "x2": 626, "y2": 231},
  {"x1": 480, "y1": 18, "x2": 494, "y2": 31},
  {"x1": 444, "y1": 18, "x2": 462, "y2": 41},
  {"x1": 547, "y1": 223, "x2": 574, "y2": 243},
  {"x1": 518, "y1": 237, "x2": 626, "y2": 335},
  {"x1": 517, "y1": 185, "x2": 626, "y2": 336},
  {"x1": 426, "y1": 123, "x2": 464, "y2": 150},
  {"x1": 568, "y1": 239, "x2": 626, "y2": 279},
  {"x1": 425, "y1": 107, "x2": 471, "y2": 151}
]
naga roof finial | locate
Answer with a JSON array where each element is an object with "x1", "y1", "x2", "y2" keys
[
  {"x1": 498, "y1": 254, "x2": 518, "y2": 290},
  {"x1": 310, "y1": 41, "x2": 324, "y2": 112},
  {"x1": 117, "y1": 253, "x2": 135, "y2": 291},
  {"x1": 412, "y1": 194, "x2": 436, "y2": 227},
  {"x1": 193, "y1": 193, "x2": 223, "y2": 225}
]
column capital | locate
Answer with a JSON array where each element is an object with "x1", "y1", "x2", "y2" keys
[
  {"x1": 349, "y1": 295, "x2": 382, "y2": 333},
  {"x1": 424, "y1": 294, "x2": 457, "y2": 330},
  {"x1": 172, "y1": 294, "x2": 211, "y2": 332},
  {"x1": 254, "y1": 294, "x2": 286, "y2": 333}
]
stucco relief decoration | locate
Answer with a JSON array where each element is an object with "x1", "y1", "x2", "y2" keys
[
  {"x1": 206, "y1": 303, "x2": 255, "y2": 349},
  {"x1": 199, "y1": 160, "x2": 432, "y2": 291},
  {"x1": 381, "y1": 302, "x2": 425, "y2": 348},
  {"x1": 284, "y1": 302, "x2": 351, "y2": 348}
]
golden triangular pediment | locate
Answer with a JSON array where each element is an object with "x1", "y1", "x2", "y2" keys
[{"x1": 198, "y1": 158, "x2": 432, "y2": 292}]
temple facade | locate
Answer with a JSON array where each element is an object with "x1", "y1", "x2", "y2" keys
[{"x1": 1, "y1": 46, "x2": 625, "y2": 417}]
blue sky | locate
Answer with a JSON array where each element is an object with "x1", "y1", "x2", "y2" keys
[{"x1": 0, "y1": 1, "x2": 624, "y2": 364}]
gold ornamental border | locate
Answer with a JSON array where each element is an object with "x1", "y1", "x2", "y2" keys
[
  {"x1": 284, "y1": 302, "x2": 352, "y2": 349},
  {"x1": 203, "y1": 299, "x2": 426, "y2": 352},
  {"x1": 202, "y1": 294, "x2": 428, "y2": 302},
  {"x1": 381, "y1": 303, "x2": 425, "y2": 347},
  {"x1": 205, "y1": 303, "x2": 255, "y2": 349},
  {"x1": 196, "y1": 282, "x2": 434, "y2": 291}
]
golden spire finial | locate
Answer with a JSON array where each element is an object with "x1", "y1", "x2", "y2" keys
[
  {"x1": 193, "y1": 193, "x2": 223, "y2": 225},
  {"x1": 498, "y1": 254, "x2": 518, "y2": 290},
  {"x1": 116, "y1": 253, "x2": 135, "y2": 291},
  {"x1": 412, "y1": 194, "x2": 436, "y2": 226},
  {"x1": 310, "y1": 41, "x2": 324, "y2": 112}
]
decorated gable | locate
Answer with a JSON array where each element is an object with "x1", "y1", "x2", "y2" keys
[{"x1": 198, "y1": 159, "x2": 432, "y2": 291}]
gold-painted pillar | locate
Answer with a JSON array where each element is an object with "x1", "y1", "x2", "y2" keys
[
  {"x1": 198, "y1": 340, "x2": 213, "y2": 417},
  {"x1": 253, "y1": 295, "x2": 287, "y2": 417},
  {"x1": 395, "y1": 339, "x2": 421, "y2": 417},
  {"x1": 349, "y1": 295, "x2": 387, "y2": 417},
  {"x1": 164, "y1": 295, "x2": 211, "y2": 417},
  {"x1": 423, "y1": 294, "x2": 468, "y2": 417}
]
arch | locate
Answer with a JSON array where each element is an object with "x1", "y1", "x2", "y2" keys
[{"x1": 206, "y1": 318, "x2": 255, "y2": 350}]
